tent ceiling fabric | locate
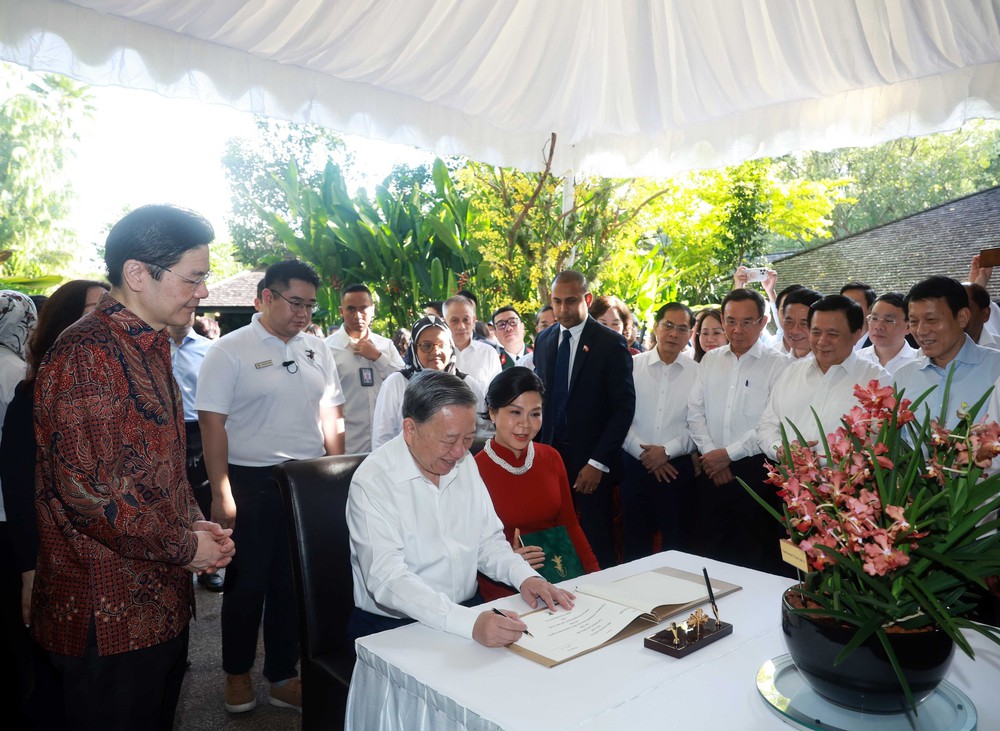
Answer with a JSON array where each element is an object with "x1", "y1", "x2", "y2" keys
[{"x1": 3, "y1": 0, "x2": 1000, "y2": 176}]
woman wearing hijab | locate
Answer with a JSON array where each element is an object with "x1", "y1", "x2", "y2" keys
[
  {"x1": 0, "y1": 291, "x2": 36, "y2": 413},
  {"x1": 371, "y1": 315, "x2": 488, "y2": 450}
]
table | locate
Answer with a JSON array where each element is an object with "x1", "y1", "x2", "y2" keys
[{"x1": 345, "y1": 551, "x2": 1000, "y2": 730}]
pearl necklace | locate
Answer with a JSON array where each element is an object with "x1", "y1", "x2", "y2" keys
[{"x1": 484, "y1": 438, "x2": 535, "y2": 475}]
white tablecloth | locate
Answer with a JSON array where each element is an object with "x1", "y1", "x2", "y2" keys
[{"x1": 346, "y1": 551, "x2": 1000, "y2": 730}]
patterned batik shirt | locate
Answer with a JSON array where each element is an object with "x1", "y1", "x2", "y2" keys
[{"x1": 32, "y1": 294, "x2": 202, "y2": 657}]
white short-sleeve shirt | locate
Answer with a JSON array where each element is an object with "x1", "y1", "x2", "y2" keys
[{"x1": 195, "y1": 314, "x2": 344, "y2": 466}]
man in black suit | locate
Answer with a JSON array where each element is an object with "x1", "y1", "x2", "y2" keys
[{"x1": 534, "y1": 271, "x2": 636, "y2": 567}]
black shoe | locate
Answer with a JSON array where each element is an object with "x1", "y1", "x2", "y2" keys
[{"x1": 198, "y1": 573, "x2": 224, "y2": 592}]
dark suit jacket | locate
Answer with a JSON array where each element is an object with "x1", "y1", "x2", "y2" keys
[{"x1": 534, "y1": 317, "x2": 636, "y2": 480}]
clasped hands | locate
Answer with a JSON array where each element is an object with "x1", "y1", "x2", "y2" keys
[
  {"x1": 639, "y1": 444, "x2": 678, "y2": 482},
  {"x1": 186, "y1": 519, "x2": 236, "y2": 575},
  {"x1": 700, "y1": 448, "x2": 734, "y2": 486}
]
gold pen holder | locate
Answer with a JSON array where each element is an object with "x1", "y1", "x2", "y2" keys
[{"x1": 644, "y1": 609, "x2": 733, "y2": 659}]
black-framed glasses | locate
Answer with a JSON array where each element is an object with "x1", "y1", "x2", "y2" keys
[
  {"x1": 270, "y1": 289, "x2": 319, "y2": 314},
  {"x1": 417, "y1": 341, "x2": 449, "y2": 353},
  {"x1": 493, "y1": 317, "x2": 521, "y2": 331}
]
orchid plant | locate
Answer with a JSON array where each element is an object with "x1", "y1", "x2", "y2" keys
[{"x1": 746, "y1": 379, "x2": 1000, "y2": 708}]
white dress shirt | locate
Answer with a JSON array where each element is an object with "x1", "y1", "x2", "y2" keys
[
  {"x1": 757, "y1": 354, "x2": 889, "y2": 460},
  {"x1": 687, "y1": 340, "x2": 790, "y2": 461},
  {"x1": 552, "y1": 319, "x2": 611, "y2": 472},
  {"x1": 454, "y1": 338, "x2": 501, "y2": 386},
  {"x1": 623, "y1": 350, "x2": 698, "y2": 460},
  {"x1": 326, "y1": 328, "x2": 405, "y2": 454},
  {"x1": 977, "y1": 328, "x2": 1000, "y2": 350},
  {"x1": 856, "y1": 341, "x2": 920, "y2": 375},
  {"x1": 986, "y1": 300, "x2": 1000, "y2": 338},
  {"x1": 556, "y1": 320, "x2": 588, "y2": 384},
  {"x1": 195, "y1": 313, "x2": 344, "y2": 466},
  {"x1": 170, "y1": 329, "x2": 212, "y2": 422},
  {"x1": 347, "y1": 434, "x2": 539, "y2": 638},
  {"x1": 894, "y1": 335, "x2": 1000, "y2": 428}
]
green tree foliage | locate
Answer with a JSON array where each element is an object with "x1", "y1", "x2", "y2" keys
[
  {"x1": 261, "y1": 159, "x2": 478, "y2": 332},
  {"x1": 0, "y1": 62, "x2": 91, "y2": 287},
  {"x1": 641, "y1": 163, "x2": 846, "y2": 305},
  {"x1": 463, "y1": 156, "x2": 844, "y2": 322},
  {"x1": 244, "y1": 122, "x2": 998, "y2": 330},
  {"x1": 461, "y1": 162, "x2": 668, "y2": 328},
  {"x1": 779, "y1": 120, "x2": 1000, "y2": 239},
  {"x1": 222, "y1": 116, "x2": 347, "y2": 264}
]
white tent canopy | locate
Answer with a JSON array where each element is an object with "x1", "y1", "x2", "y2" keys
[{"x1": 3, "y1": 0, "x2": 1000, "y2": 176}]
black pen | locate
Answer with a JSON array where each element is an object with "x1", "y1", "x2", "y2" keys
[
  {"x1": 493, "y1": 607, "x2": 534, "y2": 637},
  {"x1": 703, "y1": 567, "x2": 720, "y2": 624}
]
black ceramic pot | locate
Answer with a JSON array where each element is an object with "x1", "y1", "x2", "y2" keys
[{"x1": 781, "y1": 588, "x2": 955, "y2": 713}]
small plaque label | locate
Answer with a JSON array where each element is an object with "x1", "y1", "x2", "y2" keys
[
  {"x1": 780, "y1": 539, "x2": 809, "y2": 572},
  {"x1": 255, "y1": 360, "x2": 274, "y2": 369}
]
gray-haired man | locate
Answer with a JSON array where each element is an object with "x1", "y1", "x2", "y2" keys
[{"x1": 347, "y1": 370, "x2": 574, "y2": 647}]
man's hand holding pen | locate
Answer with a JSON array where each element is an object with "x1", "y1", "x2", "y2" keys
[
  {"x1": 473, "y1": 608, "x2": 530, "y2": 647},
  {"x1": 472, "y1": 577, "x2": 575, "y2": 648}
]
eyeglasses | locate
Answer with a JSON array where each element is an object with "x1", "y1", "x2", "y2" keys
[
  {"x1": 417, "y1": 341, "x2": 449, "y2": 353},
  {"x1": 270, "y1": 289, "x2": 319, "y2": 314},
  {"x1": 866, "y1": 314, "x2": 899, "y2": 326},
  {"x1": 724, "y1": 317, "x2": 764, "y2": 329},
  {"x1": 493, "y1": 317, "x2": 521, "y2": 331},
  {"x1": 658, "y1": 321, "x2": 691, "y2": 335},
  {"x1": 699, "y1": 327, "x2": 726, "y2": 338},
  {"x1": 155, "y1": 265, "x2": 212, "y2": 289}
]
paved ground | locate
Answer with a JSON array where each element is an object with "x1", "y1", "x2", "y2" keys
[{"x1": 174, "y1": 572, "x2": 301, "y2": 731}]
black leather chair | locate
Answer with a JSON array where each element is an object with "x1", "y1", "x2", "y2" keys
[{"x1": 275, "y1": 454, "x2": 367, "y2": 731}]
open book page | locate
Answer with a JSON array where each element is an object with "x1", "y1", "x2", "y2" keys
[
  {"x1": 512, "y1": 592, "x2": 646, "y2": 664},
  {"x1": 575, "y1": 570, "x2": 706, "y2": 614},
  {"x1": 505, "y1": 566, "x2": 742, "y2": 666}
]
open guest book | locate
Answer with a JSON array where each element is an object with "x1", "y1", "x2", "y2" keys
[{"x1": 506, "y1": 566, "x2": 741, "y2": 667}]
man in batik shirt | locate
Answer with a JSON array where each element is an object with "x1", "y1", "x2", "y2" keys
[{"x1": 32, "y1": 205, "x2": 235, "y2": 730}]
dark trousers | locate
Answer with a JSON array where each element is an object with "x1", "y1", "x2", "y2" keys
[
  {"x1": 345, "y1": 591, "x2": 484, "y2": 643},
  {"x1": 695, "y1": 454, "x2": 793, "y2": 577},
  {"x1": 575, "y1": 479, "x2": 618, "y2": 569},
  {"x1": 620, "y1": 452, "x2": 696, "y2": 562},
  {"x1": 184, "y1": 421, "x2": 212, "y2": 519},
  {"x1": 49, "y1": 621, "x2": 188, "y2": 731},
  {"x1": 1, "y1": 520, "x2": 33, "y2": 728},
  {"x1": 221, "y1": 464, "x2": 298, "y2": 682},
  {"x1": 552, "y1": 439, "x2": 621, "y2": 568}
]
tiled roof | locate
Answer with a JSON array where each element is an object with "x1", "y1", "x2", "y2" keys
[
  {"x1": 773, "y1": 186, "x2": 1000, "y2": 298},
  {"x1": 199, "y1": 270, "x2": 264, "y2": 310}
]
